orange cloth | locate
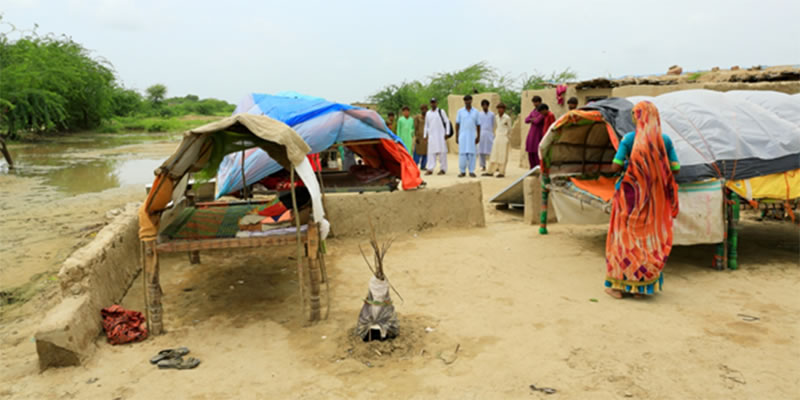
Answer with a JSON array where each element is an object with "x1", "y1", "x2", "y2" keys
[
  {"x1": 348, "y1": 139, "x2": 422, "y2": 190},
  {"x1": 570, "y1": 176, "x2": 617, "y2": 202},
  {"x1": 138, "y1": 174, "x2": 174, "y2": 241},
  {"x1": 605, "y1": 101, "x2": 679, "y2": 291}
]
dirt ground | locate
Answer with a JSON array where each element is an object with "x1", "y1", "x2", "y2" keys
[{"x1": 1, "y1": 149, "x2": 799, "y2": 399}]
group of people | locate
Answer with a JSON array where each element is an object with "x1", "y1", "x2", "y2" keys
[
  {"x1": 386, "y1": 95, "x2": 681, "y2": 300},
  {"x1": 386, "y1": 96, "x2": 513, "y2": 178}
]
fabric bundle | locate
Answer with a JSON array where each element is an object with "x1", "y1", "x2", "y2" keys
[{"x1": 101, "y1": 305, "x2": 148, "y2": 345}]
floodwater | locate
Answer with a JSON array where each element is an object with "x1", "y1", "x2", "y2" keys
[{"x1": 1, "y1": 133, "x2": 177, "y2": 195}]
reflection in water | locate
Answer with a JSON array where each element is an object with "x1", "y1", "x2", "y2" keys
[{"x1": 1, "y1": 134, "x2": 171, "y2": 195}]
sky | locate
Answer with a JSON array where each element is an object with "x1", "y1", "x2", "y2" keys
[{"x1": 4, "y1": 0, "x2": 799, "y2": 105}]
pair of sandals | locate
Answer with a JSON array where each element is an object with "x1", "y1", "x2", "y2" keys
[{"x1": 149, "y1": 347, "x2": 201, "y2": 369}]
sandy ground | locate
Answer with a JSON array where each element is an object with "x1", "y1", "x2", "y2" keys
[{"x1": 1, "y1": 149, "x2": 799, "y2": 399}]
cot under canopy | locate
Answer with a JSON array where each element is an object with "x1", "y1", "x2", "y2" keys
[{"x1": 139, "y1": 114, "x2": 330, "y2": 335}]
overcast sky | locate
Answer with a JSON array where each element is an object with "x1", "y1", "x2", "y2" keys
[{"x1": 5, "y1": 0, "x2": 799, "y2": 105}]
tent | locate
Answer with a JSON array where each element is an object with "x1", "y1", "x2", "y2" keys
[
  {"x1": 215, "y1": 92, "x2": 422, "y2": 198},
  {"x1": 139, "y1": 114, "x2": 331, "y2": 334},
  {"x1": 540, "y1": 90, "x2": 800, "y2": 183},
  {"x1": 536, "y1": 90, "x2": 800, "y2": 269}
]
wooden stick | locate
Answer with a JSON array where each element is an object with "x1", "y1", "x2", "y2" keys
[
  {"x1": 290, "y1": 168, "x2": 306, "y2": 319},
  {"x1": 143, "y1": 240, "x2": 163, "y2": 335}
]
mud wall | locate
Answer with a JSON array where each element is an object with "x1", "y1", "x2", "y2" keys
[
  {"x1": 325, "y1": 182, "x2": 486, "y2": 237},
  {"x1": 35, "y1": 203, "x2": 141, "y2": 370}
]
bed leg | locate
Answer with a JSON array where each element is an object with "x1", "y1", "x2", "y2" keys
[
  {"x1": 307, "y1": 224, "x2": 321, "y2": 322},
  {"x1": 188, "y1": 251, "x2": 200, "y2": 264},
  {"x1": 143, "y1": 241, "x2": 163, "y2": 335},
  {"x1": 728, "y1": 190, "x2": 740, "y2": 270},
  {"x1": 714, "y1": 189, "x2": 729, "y2": 270},
  {"x1": 539, "y1": 175, "x2": 551, "y2": 235}
]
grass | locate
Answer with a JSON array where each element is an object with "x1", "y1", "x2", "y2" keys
[
  {"x1": 98, "y1": 114, "x2": 221, "y2": 134},
  {"x1": 687, "y1": 72, "x2": 705, "y2": 82}
]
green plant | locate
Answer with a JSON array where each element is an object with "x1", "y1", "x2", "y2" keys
[
  {"x1": 368, "y1": 62, "x2": 577, "y2": 116},
  {"x1": 687, "y1": 72, "x2": 705, "y2": 82},
  {"x1": 0, "y1": 17, "x2": 115, "y2": 138},
  {"x1": 145, "y1": 84, "x2": 167, "y2": 105}
]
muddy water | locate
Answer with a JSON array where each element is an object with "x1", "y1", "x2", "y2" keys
[
  {"x1": 0, "y1": 133, "x2": 178, "y2": 292},
  {"x1": 1, "y1": 133, "x2": 176, "y2": 195}
]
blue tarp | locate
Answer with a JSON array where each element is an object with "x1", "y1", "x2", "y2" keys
[{"x1": 216, "y1": 92, "x2": 401, "y2": 198}]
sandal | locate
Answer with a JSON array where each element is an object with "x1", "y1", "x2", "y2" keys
[
  {"x1": 150, "y1": 347, "x2": 190, "y2": 364},
  {"x1": 157, "y1": 356, "x2": 201, "y2": 370}
]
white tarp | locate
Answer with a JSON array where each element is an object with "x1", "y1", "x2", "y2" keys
[{"x1": 549, "y1": 180, "x2": 725, "y2": 245}]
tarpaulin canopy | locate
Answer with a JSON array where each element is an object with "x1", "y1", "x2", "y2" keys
[
  {"x1": 215, "y1": 92, "x2": 422, "y2": 197},
  {"x1": 540, "y1": 90, "x2": 800, "y2": 183},
  {"x1": 139, "y1": 114, "x2": 328, "y2": 242}
]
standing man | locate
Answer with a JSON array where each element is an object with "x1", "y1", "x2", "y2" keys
[
  {"x1": 477, "y1": 99, "x2": 495, "y2": 172},
  {"x1": 524, "y1": 95, "x2": 544, "y2": 168},
  {"x1": 424, "y1": 98, "x2": 450, "y2": 175},
  {"x1": 485, "y1": 102, "x2": 512, "y2": 177},
  {"x1": 455, "y1": 94, "x2": 481, "y2": 178},
  {"x1": 386, "y1": 112, "x2": 397, "y2": 133},
  {"x1": 396, "y1": 106, "x2": 415, "y2": 154},
  {"x1": 567, "y1": 97, "x2": 579, "y2": 110},
  {"x1": 413, "y1": 104, "x2": 429, "y2": 171}
]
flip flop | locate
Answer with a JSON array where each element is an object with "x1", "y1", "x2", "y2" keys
[
  {"x1": 157, "y1": 356, "x2": 201, "y2": 370},
  {"x1": 149, "y1": 347, "x2": 190, "y2": 364}
]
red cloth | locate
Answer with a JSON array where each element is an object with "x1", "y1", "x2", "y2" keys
[
  {"x1": 556, "y1": 84, "x2": 568, "y2": 105},
  {"x1": 101, "y1": 305, "x2": 148, "y2": 345},
  {"x1": 543, "y1": 111, "x2": 556, "y2": 135},
  {"x1": 308, "y1": 154, "x2": 321, "y2": 172}
]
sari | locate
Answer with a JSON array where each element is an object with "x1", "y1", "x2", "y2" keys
[{"x1": 605, "y1": 101, "x2": 679, "y2": 295}]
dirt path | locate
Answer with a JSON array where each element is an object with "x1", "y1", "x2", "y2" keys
[{"x1": 1, "y1": 151, "x2": 798, "y2": 399}]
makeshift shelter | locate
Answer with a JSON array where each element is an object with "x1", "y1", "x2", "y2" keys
[
  {"x1": 139, "y1": 114, "x2": 330, "y2": 335},
  {"x1": 215, "y1": 92, "x2": 422, "y2": 198},
  {"x1": 536, "y1": 90, "x2": 800, "y2": 269}
]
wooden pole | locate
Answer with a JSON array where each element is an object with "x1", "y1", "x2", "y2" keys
[
  {"x1": 142, "y1": 240, "x2": 163, "y2": 335},
  {"x1": 307, "y1": 223, "x2": 321, "y2": 322},
  {"x1": 0, "y1": 136, "x2": 13, "y2": 170},
  {"x1": 539, "y1": 173, "x2": 551, "y2": 234},
  {"x1": 728, "y1": 189, "x2": 740, "y2": 270},
  {"x1": 290, "y1": 168, "x2": 306, "y2": 319}
]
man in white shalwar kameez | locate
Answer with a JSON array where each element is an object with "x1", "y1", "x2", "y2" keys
[
  {"x1": 486, "y1": 102, "x2": 512, "y2": 177},
  {"x1": 424, "y1": 98, "x2": 451, "y2": 175}
]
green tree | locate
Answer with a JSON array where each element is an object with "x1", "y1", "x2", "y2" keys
[
  {"x1": 0, "y1": 18, "x2": 116, "y2": 138},
  {"x1": 110, "y1": 86, "x2": 142, "y2": 116},
  {"x1": 146, "y1": 84, "x2": 167, "y2": 105}
]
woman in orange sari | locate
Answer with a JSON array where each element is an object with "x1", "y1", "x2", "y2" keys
[{"x1": 605, "y1": 101, "x2": 679, "y2": 299}]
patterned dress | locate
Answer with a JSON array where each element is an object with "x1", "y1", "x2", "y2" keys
[{"x1": 605, "y1": 101, "x2": 679, "y2": 295}]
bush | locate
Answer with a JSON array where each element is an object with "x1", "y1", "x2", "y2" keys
[{"x1": 0, "y1": 18, "x2": 116, "y2": 137}]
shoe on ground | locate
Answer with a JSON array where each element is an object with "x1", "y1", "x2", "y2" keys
[
  {"x1": 425, "y1": 170, "x2": 433, "y2": 176},
  {"x1": 437, "y1": 170, "x2": 446, "y2": 175},
  {"x1": 457, "y1": 173, "x2": 466, "y2": 178},
  {"x1": 469, "y1": 173, "x2": 477, "y2": 178}
]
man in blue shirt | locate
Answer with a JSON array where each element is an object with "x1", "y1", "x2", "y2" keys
[
  {"x1": 611, "y1": 130, "x2": 680, "y2": 189},
  {"x1": 455, "y1": 95, "x2": 481, "y2": 177}
]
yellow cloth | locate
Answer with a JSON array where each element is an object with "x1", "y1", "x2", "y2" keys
[{"x1": 726, "y1": 169, "x2": 800, "y2": 200}]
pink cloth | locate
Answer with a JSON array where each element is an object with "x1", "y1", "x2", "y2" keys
[{"x1": 556, "y1": 85, "x2": 567, "y2": 105}]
